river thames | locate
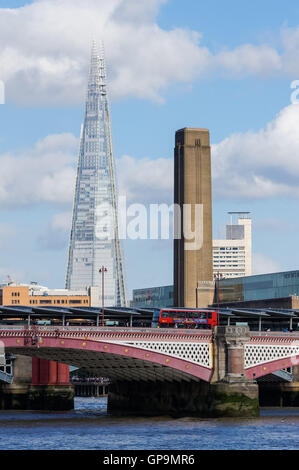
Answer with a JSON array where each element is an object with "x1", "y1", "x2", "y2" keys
[{"x1": 0, "y1": 397, "x2": 298, "y2": 450}]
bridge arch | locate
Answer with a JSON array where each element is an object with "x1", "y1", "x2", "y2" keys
[
  {"x1": 0, "y1": 328, "x2": 213, "y2": 383},
  {"x1": 244, "y1": 338, "x2": 299, "y2": 380}
]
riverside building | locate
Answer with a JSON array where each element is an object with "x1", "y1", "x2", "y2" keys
[{"x1": 0, "y1": 282, "x2": 100, "y2": 307}]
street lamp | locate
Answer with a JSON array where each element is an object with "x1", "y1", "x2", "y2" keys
[
  {"x1": 99, "y1": 266, "x2": 107, "y2": 327},
  {"x1": 214, "y1": 271, "x2": 223, "y2": 327}
]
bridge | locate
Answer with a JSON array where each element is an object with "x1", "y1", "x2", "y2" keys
[
  {"x1": 1, "y1": 325, "x2": 299, "y2": 382},
  {"x1": 0, "y1": 326, "x2": 214, "y2": 383},
  {"x1": 1, "y1": 324, "x2": 299, "y2": 416}
]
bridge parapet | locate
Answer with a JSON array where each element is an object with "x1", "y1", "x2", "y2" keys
[
  {"x1": 0, "y1": 326, "x2": 214, "y2": 383},
  {"x1": 249, "y1": 331, "x2": 299, "y2": 341},
  {"x1": 244, "y1": 332, "x2": 299, "y2": 379},
  {"x1": 0, "y1": 326, "x2": 212, "y2": 342}
]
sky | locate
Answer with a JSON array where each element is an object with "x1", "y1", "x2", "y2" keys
[{"x1": 1, "y1": 0, "x2": 299, "y2": 297}]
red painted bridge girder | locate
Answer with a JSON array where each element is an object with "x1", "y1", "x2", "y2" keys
[
  {"x1": 2, "y1": 327, "x2": 299, "y2": 383},
  {"x1": 0, "y1": 327, "x2": 213, "y2": 383},
  {"x1": 245, "y1": 333, "x2": 299, "y2": 380}
]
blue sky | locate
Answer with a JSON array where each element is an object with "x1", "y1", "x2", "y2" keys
[{"x1": 1, "y1": 0, "x2": 299, "y2": 296}]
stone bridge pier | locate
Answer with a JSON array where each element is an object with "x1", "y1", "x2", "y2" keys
[
  {"x1": 207, "y1": 326, "x2": 259, "y2": 417},
  {"x1": 0, "y1": 356, "x2": 74, "y2": 411},
  {"x1": 108, "y1": 326, "x2": 259, "y2": 418}
]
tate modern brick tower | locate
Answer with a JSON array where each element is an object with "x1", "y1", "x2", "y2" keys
[{"x1": 174, "y1": 128, "x2": 214, "y2": 308}]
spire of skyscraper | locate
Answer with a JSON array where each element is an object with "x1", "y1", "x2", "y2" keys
[{"x1": 66, "y1": 42, "x2": 126, "y2": 307}]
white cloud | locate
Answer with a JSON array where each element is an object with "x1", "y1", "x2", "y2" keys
[
  {"x1": 0, "y1": 0, "x2": 211, "y2": 105},
  {"x1": 212, "y1": 104, "x2": 299, "y2": 199},
  {"x1": 37, "y1": 211, "x2": 72, "y2": 250},
  {"x1": 0, "y1": 133, "x2": 77, "y2": 207},
  {"x1": 117, "y1": 154, "x2": 173, "y2": 204},
  {"x1": 0, "y1": 136, "x2": 174, "y2": 208},
  {"x1": 2, "y1": 103, "x2": 299, "y2": 211},
  {"x1": 1, "y1": 0, "x2": 299, "y2": 105},
  {"x1": 253, "y1": 253, "x2": 282, "y2": 275},
  {"x1": 117, "y1": 104, "x2": 299, "y2": 204},
  {"x1": 215, "y1": 44, "x2": 281, "y2": 77}
]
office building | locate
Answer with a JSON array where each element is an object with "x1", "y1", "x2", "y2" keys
[
  {"x1": 132, "y1": 285, "x2": 173, "y2": 309},
  {"x1": 66, "y1": 43, "x2": 126, "y2": 306},
  {"x1": 132, "y1": 270, "x2": 299, "y2": 310},
  {"x1": 216, "y1": 270, "x2": 299, "y2": 308},
  {"x1": 0, "y1": 282, "x2": 100, "y2": 307},
  {"x1": 213, "y1": 212, "x2": 252, "y2": 279}
]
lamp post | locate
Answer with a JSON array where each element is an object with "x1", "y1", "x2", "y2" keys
[
  {"x1": 214, "y1": 271, "x2": 222, "y2": 327},
  {"x1": 217, "y1": 272, "x2": 223, "y2": 327},
  {"x1": 99, "y1": 266, "x2": 107, "y2": 327}
]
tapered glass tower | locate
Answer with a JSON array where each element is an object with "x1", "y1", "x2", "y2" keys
[{"x1": 66, "y1": 42, "x2": 126, "y2": 307}]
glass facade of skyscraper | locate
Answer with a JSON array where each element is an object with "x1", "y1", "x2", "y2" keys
[{"x1": 66, "y1": 43, "x2": 126, "y2": 307}]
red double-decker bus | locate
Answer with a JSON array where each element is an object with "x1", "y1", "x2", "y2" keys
[{"x1": 152, "y1": 308, "x2": 218, "y2": 329}]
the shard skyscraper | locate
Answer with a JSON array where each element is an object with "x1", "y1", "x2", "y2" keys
[{"x1": 66, "y1": 42, "x2": 126, "y2": 307}]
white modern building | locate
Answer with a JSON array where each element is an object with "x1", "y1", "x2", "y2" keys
[
  {"x1": 213, "y1": 212, "x2": 252, "y2": 280},
  {"x1": 65, "y1": 42, "x2": 126, "y2": 306}
]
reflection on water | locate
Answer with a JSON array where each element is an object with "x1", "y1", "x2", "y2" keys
[{"x1": 0, "y1": 397, "x2": 298, "y2": 450}]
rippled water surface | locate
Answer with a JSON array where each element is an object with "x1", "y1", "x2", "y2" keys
[{"x1": 0, "y1": 398, "x2": 299, "y2": 449}]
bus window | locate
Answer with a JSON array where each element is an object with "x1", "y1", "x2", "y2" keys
[
  {"x1": 168, "y1": 312, "x2": 177, "y2": 318},
  {"x1": 175, "y1": 311, "x2": 185, "y2": 318}
]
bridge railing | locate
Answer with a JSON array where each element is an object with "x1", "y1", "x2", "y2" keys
[
  {"x1": 250, "y1": 331, "x2": 299, "y2": 338},
  {"x1": 0, "y1": 325, "x2": 213, "y2": 336}
]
